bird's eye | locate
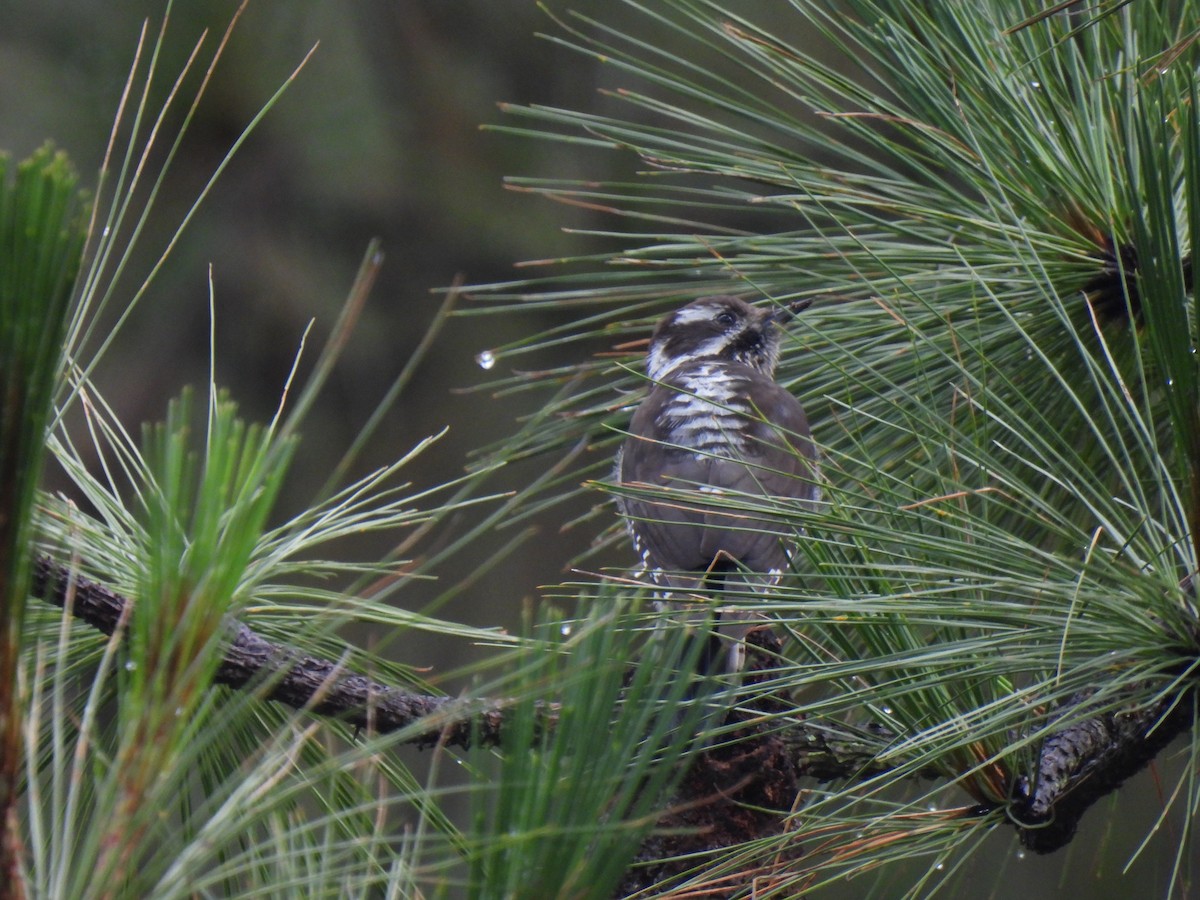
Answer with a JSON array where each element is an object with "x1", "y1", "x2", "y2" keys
[{"x1": 715, "y1": 311, "x2": 737, "y2": 328}]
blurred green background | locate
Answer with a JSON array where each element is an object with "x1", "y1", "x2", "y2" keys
[{"x1": 2, "y1": 1, "x2": 647, "y2": 675}]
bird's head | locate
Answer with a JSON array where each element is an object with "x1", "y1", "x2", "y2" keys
[{"x1": 644, "y1": 295, "x2": 809, "y2": 381}]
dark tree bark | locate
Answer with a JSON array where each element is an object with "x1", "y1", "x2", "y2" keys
[
  {"x1": 30, "y1": 555, "x2": 546, "y2": 749},
  {"x1": 1012, "y1": 689, "x2": 1195, "y2": 853}
]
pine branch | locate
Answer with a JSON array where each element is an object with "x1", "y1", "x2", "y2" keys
[
  {"x1": 29, "y1": 552, "x2": 1197, "y2": 864},
  {"x1": 29, "y1": 554, "x2": 539, "y2": 749},
  {"x1": 27, "y1": 554, "x2": 924, "y2": 775},
  {"x1": 1012, "y1": 688, "x2": 1196, "y2": 854}
]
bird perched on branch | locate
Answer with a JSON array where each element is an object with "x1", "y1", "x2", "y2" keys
[{"x1": 615, "y1": 295, "x2": 820, "y2": 671}]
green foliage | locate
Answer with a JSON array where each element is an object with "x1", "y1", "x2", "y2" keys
[
  {"x1": 0, "y1": 142, "x2": 87, "y2": 887},
  {"x1": 9, "y1": 1, "x2": 1200, "y2": 898},
  {"x1": 132, "y1": 389, "x2": 294, "y2": 715},
  {"x1": 0, "y1": 143, "x2": 86, "y2": 626},
  {"x1": 464, "y1": 0, "x2": 1200, "y2": 894},
  {"x1": 466, "y1": 597, "x2": 711, "y2": 898},
  {"x1": 475, "y1": 0, "x2": 1195, "y2": 486},
  {"x1": 13, "y1": 9, "x2": 512, "y2": 899},
  {"x1": 41, "y1": 389, "x2": 302, "y2": 890}
]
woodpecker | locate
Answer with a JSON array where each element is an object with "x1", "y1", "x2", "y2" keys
[{"x1": 614, "y1": 295, "x2": 820, "y2": 668}]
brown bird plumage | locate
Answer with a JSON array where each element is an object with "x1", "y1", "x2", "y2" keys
[{"x1": 615, "y1": 296, "x2": 820, "y2": 668}]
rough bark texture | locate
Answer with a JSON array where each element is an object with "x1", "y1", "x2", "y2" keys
[
  {"x1": 30, "y1": 555, "x2": 549, "y2": 749},
  {"x1": 1012, "y1": 689, "x2": 1195, "y2": 854}
]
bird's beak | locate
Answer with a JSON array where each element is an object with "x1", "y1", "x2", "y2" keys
[{"x1": 769, "y1": 297, "x2": 814, "y2": 324}]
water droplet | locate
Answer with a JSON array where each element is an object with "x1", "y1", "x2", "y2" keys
[
  {"x1": 1167, "y1": 377, "x2": 1175, "y2": 386},
  {"x1": 1016, "y1": 849, "x2": 1027, "y2": 860},
  {"x1": 124, "y1": 660, "x2": 137, "y2": 671},
  {"x1": 560, "y1": 623, "x2": 573, "y2": 636},
  {"x1": 475, "y1": 350, "x2": 496, "y2": 370},
  {"x1": 1030, "y1": 80, "x2": 1041, "y2": 88},
  {"x1": 927, "y1": 802, "x2": 938, "y2": 812},
  {"x1": 881, "y1": 705, "x2": 893, "y2": 715},
  {"x1": 174, "y1": 707, "x2": 184, "y2": 717},
  {"x1": 935, "y1": 862, "x2": 945, "y2": 871},
  {"x1": 101, "y1": 225, "x2": 111, "y2": 238}
]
